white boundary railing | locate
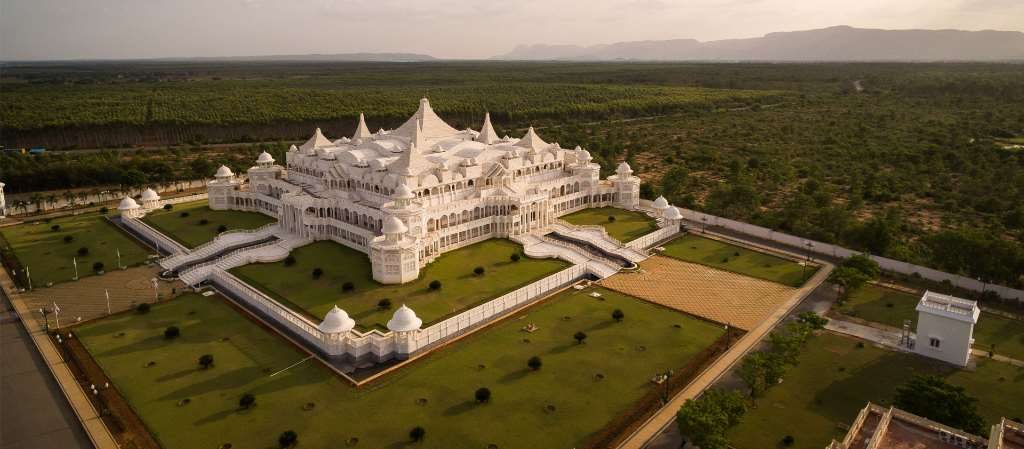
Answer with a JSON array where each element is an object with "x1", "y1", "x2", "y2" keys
[
  {"x1": 675, "y1": 207, "x2": 1024, "y2": 301},
  {"x1": 120, "y1": 217, "x2": 188, "y2": 255}
]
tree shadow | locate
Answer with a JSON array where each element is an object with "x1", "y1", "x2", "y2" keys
[
  {"x1": 498, "y1": 369, "x2": 530, "y2": 384},
  {"x1": 158, "y1": 366, "x2": 262, "y2": 401},
  {"x1": 155, "y1": 367, "x2": 198, "y2": 383},
  {"x1": 586, "y1": 320, "x2": 616, "y2": 332},
  {"x1": 547, "y1": 343, "x2": 576, "y2": 355},
  {"x1": 442, "y1": 400, "x2": 477, "y2": 416}
]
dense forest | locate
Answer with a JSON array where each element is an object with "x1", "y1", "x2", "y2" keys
[{"x1": 1, "y1": 61, "x2": 1022, "y2": 288}]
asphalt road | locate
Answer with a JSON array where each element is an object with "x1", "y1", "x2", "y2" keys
[{"x1": 0, "y1": 290, "x2": 92, "y2": 449}]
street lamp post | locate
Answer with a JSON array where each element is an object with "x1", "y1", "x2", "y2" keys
[
  {"x1": 151, "y1": 278, "x2": 159, "y2": 303},
  {"x1": 701, "y1": 216, "x2": 708, "y2": 233},
  {"x1": 72, "y1": 257, "x2": 79, "y2": 281}
]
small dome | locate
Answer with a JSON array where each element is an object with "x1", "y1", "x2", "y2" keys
[
  {"x1": 393, "y1": 183, "x2": 415, "y2": 200},
  {"x1": 652, "y1": 196, "x2": 669, "y2": 210},
  {"x1": 256, "y1": 151, "x2": 275, "y2": 164},
  {"x1": 215, "y1": 165, "x2": 234, "y2": 178},
  {"x1": 382, "y1": 216, "x2": 408, "y2": 234},
  {"x1": 616, "y1": 162, "x2": 633, "y2": 175},
  {"x1": 577, "y1": 148, "x2": 592, "y2": 161},
  {"x1": 318, "y1": 306, "x2": 356, "y2": 334},
  {"x1": 664, "y1": 206, "x2": 683, "y2": 220},
  {"x1": 140, "y1": 188, "x2": 160, "y2": 201},
  {"x1": 387, "y1": 305, "x2": 422, "y2": 332},
  {"x1": 288, "y1": 144, "x2": 299, "y2": 152},
  {"x1": 118, "y1": 196, "x2": 139, "y2": 210}
]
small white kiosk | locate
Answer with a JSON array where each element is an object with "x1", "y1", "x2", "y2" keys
[{"x1": 914, "y1": 291, "x2": 980, "y2": 367}]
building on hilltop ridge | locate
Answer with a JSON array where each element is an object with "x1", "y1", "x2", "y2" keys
[
  {"x1": 827, "y1": 402, "x2": 1024, "y2": 449},
  {"x1": 208, "y1": 98, "x2": 644, "y2": 284},
  {"x1": 914, "y1": 290, "x2": 980, "y2": 367}
]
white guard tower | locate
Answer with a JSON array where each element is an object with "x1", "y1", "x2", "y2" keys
[{"x1": 914, "y1": 291, "x2": 980, "y2": 367}]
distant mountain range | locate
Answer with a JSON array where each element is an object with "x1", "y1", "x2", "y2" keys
[
  {"x1": 495, "y1": 26, "x2": 1024, "y2": 61},
  {"x1": 161, "y1": 52, "x2": 438, "y2": 62}
]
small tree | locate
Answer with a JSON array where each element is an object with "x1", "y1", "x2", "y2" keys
[
  {"x1": 283, "y1": 255, "x2": 296, "y2": 267},
  {"x1": 473, "y1": 266, "x2": 485, "y2": 276},
  {"x1": 574, "y1": 331, "x2": 588, "y2": 344},
  {"x1": 92, "y1": 261, "x2": 104, "y2": 273},
  {"x1": 894, "y1": 375, "x2": 985, "y2": 434},
  {"x1": 198, "y1": 354, "x2": 215, "y2": 369},
  {"x1": 612, "y1": 309, "x2": 625, "y2": 322},
  {"x1": 239, "y1": 393, "x2": 255, "y2": 409},
  {"x1": 475, "y1": 387, "x2": 491, "y2": 403},
  {"x1": 99, "y1": 207, "x2": 109, "y2": 214},
  {"x1": 510, "y1": 253, "x2": 521, "y2": 262},
  {"x1": 429, "y1": 280, "x2": 442, "y2": 290},
  {"x1": 342, "y1": 281, "x2": 355, "y2": 292},
  {"x1": 312, "y1": 268, "x2": 324, "y2": 280},
  {"x1": 217, "y1": 225, "x2": 228, "y2": 233},
  {"x1": 51, "y1": 224, "x2": 61, "y2": 232},
  {"x1": 179, "y1": 211, "x2": 190, "y2": 218},
  {"x1": 676, "y1": 389, "x2": 746, "y2": 449},
  {"x1": 409, "y1": 426, "x2": 426, "y2": 442},
  {"x1": 63, "y1": 235, "x2": 74, "y2": 244},
  {"x1": 796, "y1": 311, "x2": 828, "y2": 330},
  {"x1": 136, "y1": 303, "x2": 151, "y2": 314},
  {"x1": 278, "y1": 430, "x2": 298, "y2": 448},
  {"x1": 377, "y1": 298, "x2": 392, "y2": 310},
  {"x1": 199, "y1": 219, "x2": 209, "y2": 225},
  {"x1": 77, "y1": 247, "x2": 89, "y2": 256},
  {"x1": 782, "y1": 435, "x2": 795, "y2": 446},
  {"x1": 163, "y1": 204, "x2": 173, "y2": 210},
  {"x1": 164, "y1": 326, "x2": 180, "y2": 339},
  {"x1": 608, "y1": 215, "x2": 616, "y2": 222},
  {"x1": 528, "y1": 356, "x2": 543, "y2": 371}
]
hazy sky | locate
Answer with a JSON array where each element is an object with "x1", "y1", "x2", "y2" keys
[{"x1": 2, "y1": 0, "x2": 1022, "y2": 60}]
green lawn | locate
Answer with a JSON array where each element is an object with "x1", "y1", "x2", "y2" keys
[
  {"x1": 727, "y1": 332, "x2": 1024, "y2": 449},
  {"x1": 560, "y1": 206, "x2": 659, "y2": 243},
  {"x1": 230, "y1": 239, "x2": 570, "y2": 330},
  {"x1": 142, "y1": 200, "x2": 275, "y2": 248},
  {"x1": 661, "y1": 234, "x2": 814, "y2": 287},
  {"x1": 839, "y1": 284, "x2": 1024, "y2": 361},
  {"x1": 76, "y1": 288, "x2": 725, "y2": 449},
  {"x1": 0, "y1": 213, "x2": 153, "y2": 286}
]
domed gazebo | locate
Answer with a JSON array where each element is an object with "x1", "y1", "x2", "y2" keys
[
  {"x1": 318, "y1": 306, "x2": 356, "y2": 335},
  {"x1": 118, "y1": 196, "x2": 143, "y2": 218},
  {"x1": 387, "y1": 304, "x2": 422, "y2": 333},
  {"x1": 140, "y1": 188, "x2": 161, "y2": 211}
]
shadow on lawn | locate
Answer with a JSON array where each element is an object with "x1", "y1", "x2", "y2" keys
[
  {"x1": 442, "y1": 400, "x2": 478, "y2": 416},
  {"x1": 498, "y1": 369, "x2": 530, "y2": 384}
]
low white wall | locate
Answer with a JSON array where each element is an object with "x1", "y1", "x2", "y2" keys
[
  {"x1": 625, "y1": 222, "x2": 680, "y2": 251},
  {"x1": 676, "y1": 207, "x2": 1024, "y2": 301},
  {"x1": 120, "y1": 217, "x2": 188, "y2": 254},
  {"x1": 159, "y1": 192, "x2": 208, "y2": 207}
]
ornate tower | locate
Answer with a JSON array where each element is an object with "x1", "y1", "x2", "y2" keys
[
  {"x1": 208, "y1": 165, "x2": 241, "y2": 210},
  {"x1": 612, "y1": 162, "x2": 641, "y2": 209},
  {"x1": 370, "y1": 216, "x2": 421, "y2": 284}
]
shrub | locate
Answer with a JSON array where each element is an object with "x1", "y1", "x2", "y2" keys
[
  {"x1": 99, "y1": 207, "x2": 109, "y2": 214},
  {"x1": 163, "y1": 204, "x2": 173, "y2": 210},
  {"x1": 63, "y1": 235, "x2": 74, "y2": 243},
  {"x1": 342, "y1": 281, "x2": 355, "y2": 292},
  {"x1": 164, "y1": 326, "x2": 180, "y2": 339},
  {"x1": 377, "y1": 298, "x2": 392, "y2": 310},
  {"x1": 199, "y1": 219, "x2": 209, "y2": 225},
  {"x1": 312, "y1": 268, "x2": 324, "y2": 280},
  {"x1": 199, "y1": 354, "x2": 214, "y2": 369},
  {"x1": 239, "y1": 393, "x2": 255, "y2": 409},
  {"x1": 409, "y1": 426, "x2": 426, "y2": 442},
  {"x1": 136, "y1": 303, "x2": 151, "y2": 314},
  {"x1": 510, "y1": 253, "x2": 521, "y2": 262},
  {"x1": 612, "y1": 309, "x2": 625, "y2": 322},
  {"x1": 179, "y1": 211, "x2": 190, "y2": 218},
  {"x1": 528, "y1": 356, "x2": 542, "y2": 371},
  {"x1": 77, "y1": 247, "x2": 89, "y2": 256},
  {"x1": 475, "y1": 387, "x2": 491, "y2": 403},
  {"x1": 278, "y1": 430, "x2": 298, "y2": 448},
  {"x1": 217, "y1": 225, "x2": 228, "y2": 233},
  {"x1": 608, "y1": 215, "x2": 616, "y2": 222},
  {"x1": 429, "y1": 280, "x2": 442, "y2": 290},
  {"x1": 283, "y1": 255, "x2": 296, "y2": 266},
  {"x1": 796, "y1": 311, "x2": 828, "y2": 329},
  {"x1": 574, "y1": 331, "x2": 587, "y2": 344},
  {"x1": 782, "y1": 435, "x2": 795, "y2": 446},
  {"x1": 473, "y1": 266, "x2": 485, "y2": 276},
  {"x1": 92, "y1": 261, "x2": 104, "y2": 272},
  {"x1": 51, "y1": 224, "x2": 61, "y2": 232}
]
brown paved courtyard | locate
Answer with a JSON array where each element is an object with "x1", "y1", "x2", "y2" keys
[
  {"x1": 600, "y1": 255, "x2": 797, "y2": 331},
  {"x1": 20, "y1": 266, "x2": 183, "y2": 328}
]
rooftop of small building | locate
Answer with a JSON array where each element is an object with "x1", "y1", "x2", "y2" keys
[
  {"x1": 836, "y1": 403, "x2": 989, "y2": 449},
  {"x1": 916, "y1": 290, "x2": 980, "y2": 324}
]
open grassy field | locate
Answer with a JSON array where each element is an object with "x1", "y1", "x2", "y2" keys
[
  {"x1": 839, "y1": 284, "x2": 1024, "y2": 360},
  {"x1": 727, "y1": 332, "x2": 1024, "y2": 449},
  {"x1": 76, "y1": 288, "x2": 725, "y2": 449},
  {"x1": 660, "y1": 234, "x2": 814, "y2": 287},
  {"x1": 230, "y1": 239, "x2": 569, "y2": 330},
  {"x1": 0, "y1": 213, "x2": 153, "y2": 286},
  {"x1": 560, "y1": 206, "x2": 660, "y2": 243},
  {"x1": 142, "y1": 200, "x2": 276, "y2": 248}
]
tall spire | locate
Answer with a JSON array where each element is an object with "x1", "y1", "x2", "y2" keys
[
  {"x1": 476, "y1": 112, "x2": 499, "y2": 145},
  {"x1": 300, "y1": 127, "x2": 332, "y2": 152},
  {"x1": 394, "y1": 98, "x2": 458, "y2": 140},
  {"x1": 514, "y1": 126, "x2": 548, "y2": 150},
  {"x1": 352, "y1": 113, "x2": 371, "y2": 142},
  {"x1": 392, "y1": 120, "x2": 432, "y2": 176}
]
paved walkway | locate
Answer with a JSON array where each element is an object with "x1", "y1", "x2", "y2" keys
[
  {"x1": 615, "y1": 236, "x2": 834, "y2": 449},
  {"x1": 0, "y1": 269, "x2": 118, "y2": 449}
]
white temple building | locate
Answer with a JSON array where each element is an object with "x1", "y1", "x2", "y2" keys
[
  {"x1": 209, "y1": 98, "x2": 643, "y2": 284},
  {"x1": 914, "y1": 290, "x2": 980, "y2": 367}
]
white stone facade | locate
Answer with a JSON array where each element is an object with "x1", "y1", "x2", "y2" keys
[
  {"x1": 914, "y1": 290, "x2": 980, "y2": 367},
  {"x1": 209, "y1": 98, "x2": 642, "y2": 284}
]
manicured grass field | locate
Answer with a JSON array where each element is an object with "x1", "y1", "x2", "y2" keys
[
  {"x1": 727, "y1": 332, "x2": 1024, "y2": 449},
  {"x1": 661, "y1": 234, "x2": 814, "y2": 287},
  {"x1": 0, "y1": 213, "x2": 153, "y2": 286},
  {"x1": 76, "y1": 288, "x2": 725, "y2": 449},
  {"x1": 231, "y1": 239, "x2": 569, "y2": 330},
  {"x1": 560, "y1": 206, "x2": 659, "y2": 243},
  {"x1": 839, "y1": 284, "x2": 1024, "y2": 361},
  {"x1": 142, "y1": 200, "x2": 275, "y2": 248}
]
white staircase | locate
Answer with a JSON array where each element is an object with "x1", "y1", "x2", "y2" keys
[
  {"x1": 550, "y1": 221, "x2": 649, "y2": 263},
  {"x1": 178, "y1": 233, "x2": 312, "y2": 286},
  {"x1": 160, "y1": 223, "x2": 280, "y2": 271},
  {"x1": 512, "y1": 234, "x2": 620, "y2": 279}
]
